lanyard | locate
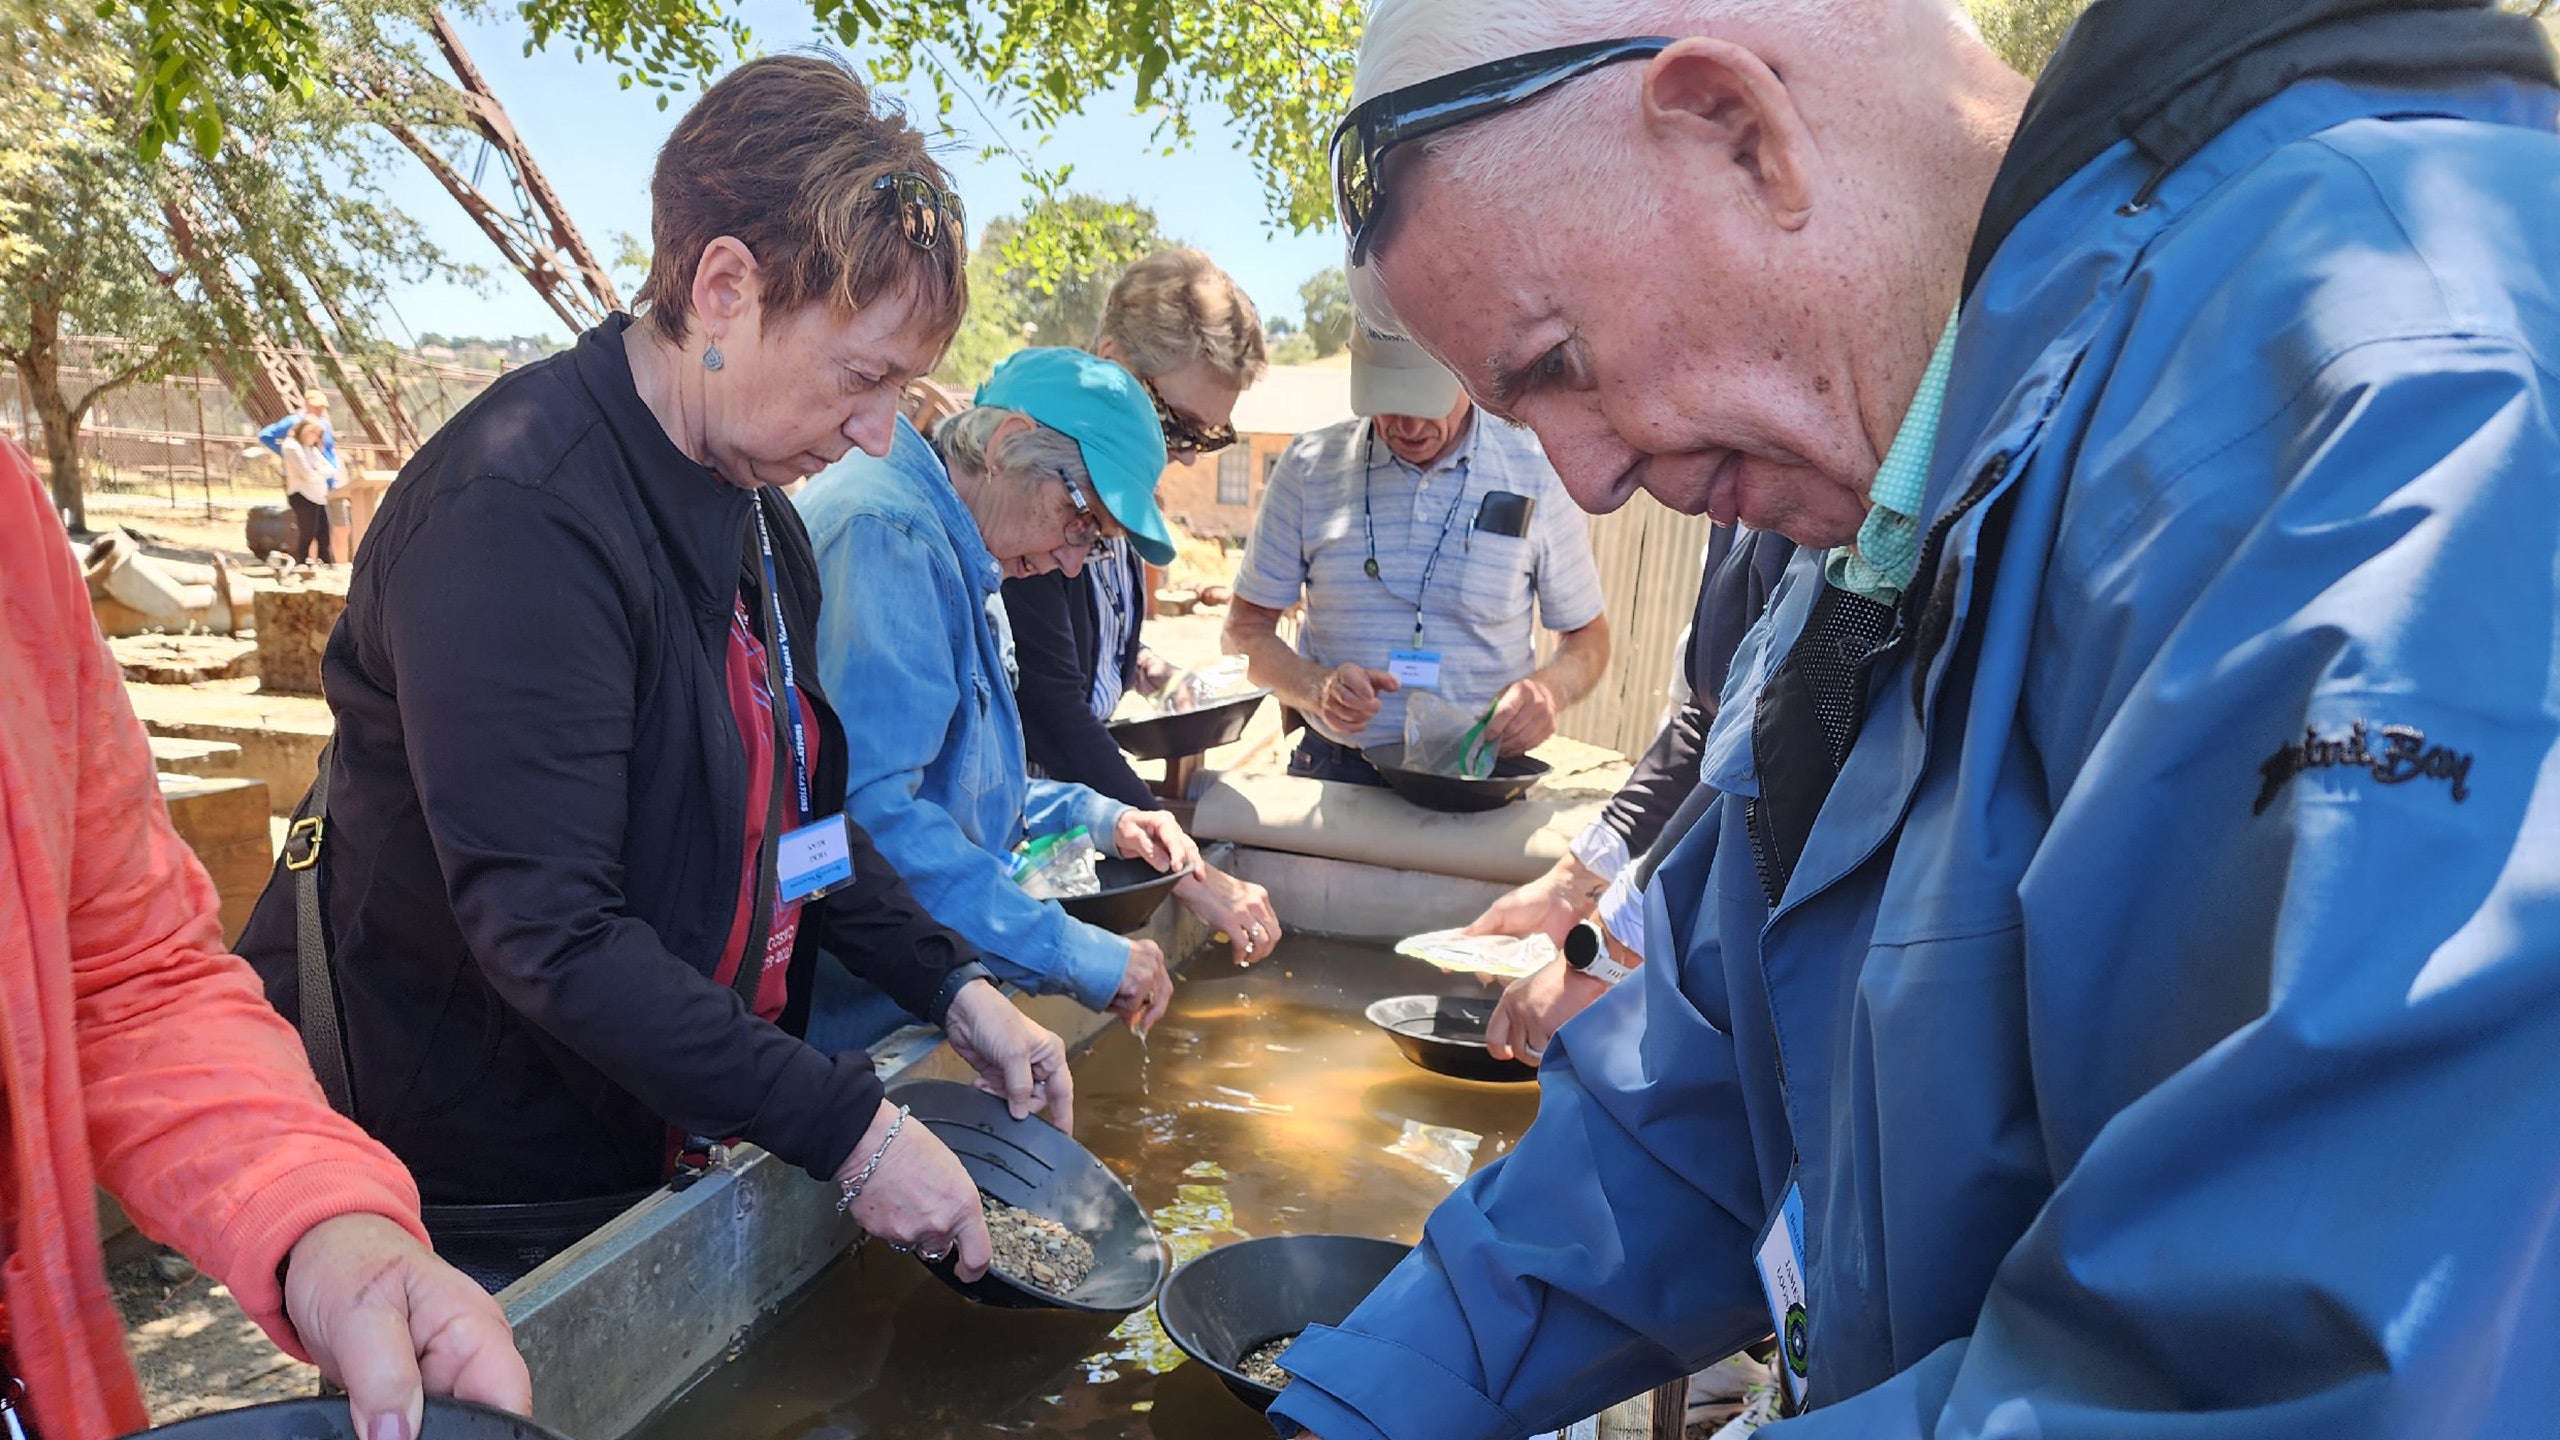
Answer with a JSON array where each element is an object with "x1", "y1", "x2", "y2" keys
[
  {"x1": 749, "y1": 496, "x2": 813, "y2": 825},
  {"x1": 1359, "y1": 427, "x2": 1473, "y2": 648}
]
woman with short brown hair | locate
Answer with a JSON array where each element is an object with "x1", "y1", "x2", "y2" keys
[{"x1": 238, "y1": 50, "x2": 1067, "y2": 1289}]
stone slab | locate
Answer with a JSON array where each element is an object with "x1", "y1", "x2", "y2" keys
[
  {"x1": 250, "y1": 581, "x2": 347, "y2": 696},
  {"x1": 148, "y1": 735, "x2": 243, "y2": 776},
  {"x1": 158, "y1": 773, "x2": 273, "y2": 944},
  {"x1": 111, "y1": 633, "x2": 259, "y2": 685},
  {"x1": 129, "y1": 683, "x2": 331, "y2": 817}
]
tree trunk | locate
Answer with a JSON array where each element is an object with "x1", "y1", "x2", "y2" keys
[{"x1": 12, "y1": 297, "x2": 87, "y2": 530}]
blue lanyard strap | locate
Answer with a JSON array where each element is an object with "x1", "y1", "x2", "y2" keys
[
  {"x1": 750, "y1": 497, "x2": 815, "y2": 825},
  {"x1": 1360, "y1": 427, "x2": 1474, "y2": 649}
]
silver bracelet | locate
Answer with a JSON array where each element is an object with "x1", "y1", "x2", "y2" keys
[{"x1": 835, "y1": 1104, "x2": 910, "y2": 1214}]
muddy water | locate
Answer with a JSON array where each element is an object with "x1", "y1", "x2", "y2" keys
[{"x1": 636, "y1": 937, "x2": 1537, "y2": 1440}]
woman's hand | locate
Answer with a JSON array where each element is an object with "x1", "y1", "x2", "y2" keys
[
  {"x1": 284, "y1": 1213, "x2": 532, "y2": 1440},
  {"x1": 1110, "y1": 938, "x2": 1175, "y2": 1034},
  {"x1": 1484, "y1": 948, "x2": 1621, "y2": 1065},
  {"x1": 1174, "y1": 862, "x2": 1282, "y2": 966},
  {"x1": 1113, "y1": 808, "x2": 1201, "y2": 878},
  {"x1": 842, "y1": 1100, "x2": 996, "y2": 1280},
  {"x1": 941, "y1": 979, "x2": 1076, "y2": 1132}
]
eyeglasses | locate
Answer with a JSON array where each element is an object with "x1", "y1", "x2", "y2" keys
[
  {"x1": 1141, "y1": 373, "x2": 1238, "y2": 455},
  {"x1": 1330, "y1": 36, "x2": 1674, "y2": 267},
  {"x1": 1054, "y1": 468, "x2": 1117, "y2": 560},
  {"x1": 872, "y1": 172, "x2": 966, "y2": 252}
]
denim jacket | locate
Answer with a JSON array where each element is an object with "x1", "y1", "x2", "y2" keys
[{"x1": 796, "y1": 418, "x2": 1133, "y2": 1011}]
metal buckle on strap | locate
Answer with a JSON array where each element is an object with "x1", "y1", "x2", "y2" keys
[
  {"x1": 1, "y1": 1374, "x2": 35, "y2": 1440},
  {"x1": 283, "y1": 815, "x2": 326, "y2": 871}
]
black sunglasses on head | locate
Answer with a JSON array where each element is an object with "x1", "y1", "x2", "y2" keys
[
  {"x1": 1142, "y1": 373, "x2": 1238, "y2": 455},
  {"x1": 872, "y1": 171, "x2": 966, "y2": 252},
  {"x1": 1331, "y1": 36, "x2": 1674, "y2": 267}
]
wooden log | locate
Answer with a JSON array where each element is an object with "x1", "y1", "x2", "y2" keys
[
  {"x1": 251, "y1": 579, "x2": 348, "y2": 696},
  {"x1": 158, "y1": 773, "x2": 274, "y2": 945}
]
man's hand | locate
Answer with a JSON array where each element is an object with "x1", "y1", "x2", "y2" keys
[
  {"x1": 1173, "y1": 861, "x2": 1283, "y2": 965},
  {"x1": 841, "y1": 1100, "x2": 996, "y2": 1280},
  {"x1": 1111, "y1": 938, "x2": 1175, "y2": 1033},
  {"x1": 1134, "y1": 648, "x2": 1177, "y2": 697},
  {"x1": 1113, "y1": 808, "x2": 1202, "y2": 879},
  {"x1": 1316, "y1": 662, "x2": 1399, "y2": 739},
  {"x1": 1484, "y1": 956, "x2": 1615, "y2": 1064},
  {"x1": 1463, "y1": 855, "x2": 1604, "y2": 943},
  {"x1": 283, "y1": 1213, "x2": 532, "y2": 1440},
  {"x1": 1481, "y1": 676, "x2": 1560, "y2": 757},
  {"x1": 941, "y1": 979, "x2": 1076, "y2": 1132}
]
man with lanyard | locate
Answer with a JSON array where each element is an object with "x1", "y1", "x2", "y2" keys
[
  {"x1": 1225, "y1": 324, "x2": 1611, "y2": 784},
  {"x1": 1266, "y1": 0, "x2": 2560, "y2": 1437}
]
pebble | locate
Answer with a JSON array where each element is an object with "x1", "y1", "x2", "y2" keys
[
  {"x1": 1240, "y1": 1333, "x2": 1298, "y2": 1389},
  {"x1": 984, "y1": 1195, "x2": 1096, "y2": 1295}
]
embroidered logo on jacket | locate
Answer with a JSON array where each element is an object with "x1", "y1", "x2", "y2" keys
[{"x1": 2253, "y1": 720, "x2": 2473, "y2": 815}]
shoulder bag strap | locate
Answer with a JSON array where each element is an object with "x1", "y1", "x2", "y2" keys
[{"x1": 284, "y1": 738, "x2": 356, "y2": 1114}]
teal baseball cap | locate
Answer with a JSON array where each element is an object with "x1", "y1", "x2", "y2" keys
[{"x1": 975, "y1": 347, "x2": 1177, "y2": 566}]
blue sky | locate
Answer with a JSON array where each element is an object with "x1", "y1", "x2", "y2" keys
[{"x1": 382, "y1": 3, "x2": 1345, "y2": 345}]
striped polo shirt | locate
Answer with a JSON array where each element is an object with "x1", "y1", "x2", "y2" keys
[{"x1": 1234, "y1": 414, "x2": 1606, "y2": 749}]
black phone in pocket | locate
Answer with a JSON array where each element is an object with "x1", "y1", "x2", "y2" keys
[{"x1": 1474, "y1": 489, "x2": 1534, "y2": 538}]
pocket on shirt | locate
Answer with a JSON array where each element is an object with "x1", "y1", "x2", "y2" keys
[
  {"x1": 1457, "y1": 530, "x2": 1535, "y2": 621},
  {"x1": 961, "y1": 672, "x2": 1006, "y2": 800}
]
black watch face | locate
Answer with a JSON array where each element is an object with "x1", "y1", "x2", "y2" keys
[{"x1": 1563, "y1": 922, "x2": 1599, "y2": 970}]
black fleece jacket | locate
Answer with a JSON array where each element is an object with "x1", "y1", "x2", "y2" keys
[{"x1": 239, "y1": 316, "x2": 977, "y2": 1205}]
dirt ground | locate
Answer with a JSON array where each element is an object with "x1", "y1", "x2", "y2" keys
[
  {"x1": 85, "y1": 489, "x2": 273, "y2": 559},
  {"x1": 106, "y1": 1244, "x2": 317, "y2": 1424}
]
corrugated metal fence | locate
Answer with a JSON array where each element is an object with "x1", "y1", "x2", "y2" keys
[{"x1": 1554, "y1": 498, "x2": 1722, "y2": 760}]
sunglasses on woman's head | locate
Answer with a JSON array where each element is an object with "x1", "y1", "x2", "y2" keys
[
  {"x1": 873, "y1": 172, "x2": 966, "y2": 251},
  {"x1": 1142, "y1": 373, "x2": 1238, "y2": 455},
  {"x1": 1331, "y1": 36, "x2": 1675, "y2": 267}
]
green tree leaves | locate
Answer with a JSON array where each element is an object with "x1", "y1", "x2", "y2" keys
[{"x1": 1298, "y1": 266, "x2": 1349, "y2": 358}]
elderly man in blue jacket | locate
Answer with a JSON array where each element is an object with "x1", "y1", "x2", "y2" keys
[{"x1": 1271, "y1": 1, "x2": 2560, "y2": 1438}]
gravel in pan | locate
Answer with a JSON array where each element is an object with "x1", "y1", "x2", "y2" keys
[
  {"x1": 1240, "y1": 1333, "x2": 1299, "y2": 1389},
  {"x1": 984, "y1": 1195, "x2": 1096, "y2": 1295}
]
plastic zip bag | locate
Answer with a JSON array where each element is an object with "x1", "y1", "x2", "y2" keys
[
  {"x1": 1010, "y1": 825, "x2": 1104, "y2": 899},
  {"x1": 1404, "y1": 688, "x2": 1497, "y2": 778}
]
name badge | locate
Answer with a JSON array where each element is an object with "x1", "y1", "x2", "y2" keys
[
  {"x1": 775, "y1": 813, "x2": 854, "y2": 903},
  {"x1": 1387, "y1": 648, "x2": 1443, "y2": 690},
  {"x1": 1754, "y1": 1178, "x2": 1810, "y2": 1407}
]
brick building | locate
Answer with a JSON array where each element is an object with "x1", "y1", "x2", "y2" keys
[{"x1": 1154, "y1": 360, "x2": 1354, "y2": 542}]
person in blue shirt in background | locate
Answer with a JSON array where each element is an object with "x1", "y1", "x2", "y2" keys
[
  {"x1": 797, "y1": 348, "x2": 1232, "y2": 1048},
  {"x1": 257, "y1": 391, "x2": 337, "y2": 470},
  {"x1": 1270, "y1": 1, "x2": 2560, "y2": 1438}
]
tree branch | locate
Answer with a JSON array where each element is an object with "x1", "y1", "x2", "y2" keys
[{"x1": 72, "y1": 338, "x2": 180, "y2": 416}]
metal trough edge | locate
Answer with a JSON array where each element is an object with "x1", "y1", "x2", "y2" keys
[{"x1": 498, "y1": 845, "x2": 1229, "y2": 1440}]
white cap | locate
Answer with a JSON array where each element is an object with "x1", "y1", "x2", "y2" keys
[{"x1": 1349, "y1": 321, "x2": 1462, "y2": 419}]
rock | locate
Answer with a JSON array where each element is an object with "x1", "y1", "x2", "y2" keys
[
  {"x1": 252, "y1": 580, "x2": 348, "y2": 696},
  {"x1": 112, "y1": 634, "x2": 258, "y2": 685},
  {"x1": 1197, "y1": 583, "x2": 1232, "y2": 608},
  {"x1": 983, "y1": 1195, "x2": 1096, "y2": 1295},
  {"x1": 1240, "y1": 1333, "x2": 1297, "y2": 1388}
]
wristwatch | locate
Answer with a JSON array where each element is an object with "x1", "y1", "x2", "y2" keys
[
  {"x1": 1562, "y1": 919, "x2": 1636, "y2": 987},
  {"x1": 929, "y1": 961, "x2": 994, "y2": 1027}
]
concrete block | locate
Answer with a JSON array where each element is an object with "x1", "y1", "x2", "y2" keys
[
  {"x1": 158, "y1": 774, "x2": 274, "y2": 944},
  {"x1": 148, "y1": 736, "x2": 242, "y2": 776},
  {"x1": 129, "y1": 684, "x2": 331, "y2": 816}
]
